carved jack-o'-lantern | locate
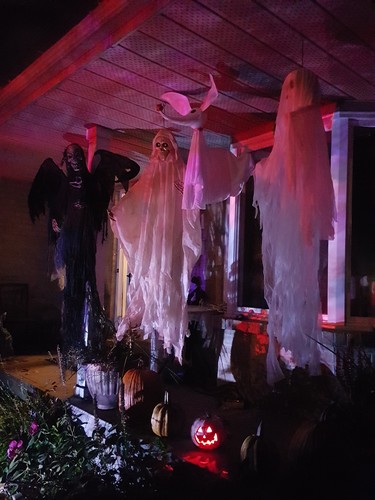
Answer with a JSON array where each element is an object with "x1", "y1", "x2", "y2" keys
[{"x1": 190, "y1": 414, "x2": 225, "y2": 450}]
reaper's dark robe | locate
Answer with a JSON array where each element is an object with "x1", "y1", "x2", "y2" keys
[{"x1": 28, "y1": 145, "x2": 140, "y2": 357}]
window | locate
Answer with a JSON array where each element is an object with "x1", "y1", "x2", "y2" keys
[
  {"x1": 328, "y1": 107, "x2": 375, "y2": 329},
  {"x1": 223, "y1": 147, "x2": 271, "y2": 317}
]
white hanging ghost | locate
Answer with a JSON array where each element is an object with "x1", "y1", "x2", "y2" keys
[
  {"x1": 252, "y1": 68, "x2": 337, "y2": 385},
  {"x1": 110, "y1": 130, "x2": 202, "y2": 362},
  {"x1": 158, "y1": 74, "x2": 254, "y2": 209}
]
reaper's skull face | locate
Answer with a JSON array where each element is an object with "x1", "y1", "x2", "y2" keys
[{"x1": 64, "y1": 144, "x2": 84, "y2": 172}]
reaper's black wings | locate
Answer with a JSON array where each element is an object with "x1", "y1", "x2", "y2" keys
[
  {"x1": 92, "y1": 149, "x2": 140, "y2": 202},
  {"x1": 91, "y1": 150, "x2": 140, "y2": 233},
  {"x1": 28, "y1": 150, "x2": 140, "y2": 243},
  {"x1": 28, "y1": 158, "x2": 68, "y2": 244}
]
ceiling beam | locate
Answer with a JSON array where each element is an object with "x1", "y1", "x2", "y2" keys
[
  {"x1": 234, "y1": 103, "x2": 336, "y2": 151},
  {"x1": 0, "y1": 0, "x2": 175, "y2": 126}
]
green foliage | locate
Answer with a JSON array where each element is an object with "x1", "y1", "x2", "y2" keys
[
  {"x1": 335, "y1": 343, "x2": 375, "y2": 406},
  {"x1": 62, "y1": 338, "x2": 128, "y2": 372},
  {"x1": 0, "y1": 382, "x2": 174, "y2": 499},
  {"x1": 61, "y1": 328, "x2": 145, "y2": 377}
]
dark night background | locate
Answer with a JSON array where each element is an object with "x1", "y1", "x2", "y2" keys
[{"x1": 0, "y1": 0, "x2": 99, "y2": 87}]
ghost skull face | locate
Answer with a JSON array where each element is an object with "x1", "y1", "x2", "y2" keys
[
  {"x1": 64, "y1": 144, "x2": 84, "y2": 172},
  {"x1": 153, "y1": 136, "x2": 172, "y2": 161}
]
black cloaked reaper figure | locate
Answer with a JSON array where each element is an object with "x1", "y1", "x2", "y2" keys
[{"x1": 28, "y1": 143, "x2": 140, "y2": 357}]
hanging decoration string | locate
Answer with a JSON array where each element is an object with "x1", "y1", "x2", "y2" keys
[{"x1": 301, "y1": 38, "x2": 305, "y2": 67}]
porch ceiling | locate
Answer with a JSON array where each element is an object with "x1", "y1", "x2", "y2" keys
[{"x1": 1, "y1": 0, "x2": 375, "y2": 180}]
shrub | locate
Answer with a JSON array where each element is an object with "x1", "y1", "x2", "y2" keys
[{"x1": 0, "y1": 382, "x2": 173, "y2": 499}]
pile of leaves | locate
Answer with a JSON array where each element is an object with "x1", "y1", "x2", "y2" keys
[{"x1": 0, "y1": 382, "x2": 175, "y2": 499}]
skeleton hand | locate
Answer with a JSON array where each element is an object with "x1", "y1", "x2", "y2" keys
[{"x1": 51, "y1": 219, "x2": 61, "y2": 233}]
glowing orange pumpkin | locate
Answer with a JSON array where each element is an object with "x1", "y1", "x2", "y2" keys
[{"x1": 190, "y1": 414, "x2": 225, "y2": 450}]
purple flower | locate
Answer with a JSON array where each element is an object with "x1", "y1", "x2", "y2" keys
[
  {"x1": 7, "y1": 439, "x2": 23, "y2": 460},
  {"x1": 29, "y1": 421, "x2": 39, "y2": 435}
]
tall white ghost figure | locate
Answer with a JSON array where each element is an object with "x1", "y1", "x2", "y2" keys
[
  {"x1": 158, "y1": 74, "x2": 254, "y2": 209},
  {"x1": 253, "y1": 68, "x2": 337, "y2": 385},
  {"x1": 110, "y1": 130, "x2": 202, "y2": 362}
]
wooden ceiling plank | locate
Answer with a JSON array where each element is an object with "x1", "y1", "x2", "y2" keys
[{"x1": 0, "y1": 0, "x2": 176, "y2": 125}]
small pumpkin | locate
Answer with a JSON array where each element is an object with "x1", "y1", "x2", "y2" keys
[
  {"x1": 190, "y1": 413, "x2": 225, "y2": 450},
  {"x1": 287, "y1": 407, "x2": 355, "y2": 475},
  {"x1": 240, "y1": 420, "x2": 280, "y2": 478},
  {"x1": 151, "y1": 390, "x2": 184, "y2": 437},
  {"x1": 121, "y1": 359, "x2": 164, "y2": 425},
  {"x1": 240, "y1": 421, "x2": 263, "y2": 474}
]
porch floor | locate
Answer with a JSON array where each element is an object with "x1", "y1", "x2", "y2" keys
[{"x1": 1, "y1": 354, "x2": 375, "y2": 499}]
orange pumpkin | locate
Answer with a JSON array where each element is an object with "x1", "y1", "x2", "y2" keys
[
  {"x1": 190, "y1": 414, "x2": 225, "y2": 450},
  {"x1": 121, "y1": 361, "x2": 164, "y2": 425}
]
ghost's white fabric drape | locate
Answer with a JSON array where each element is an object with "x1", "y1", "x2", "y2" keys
[
  {"x1": 110, "y1": 130, "x2": 202, "y2": 361},
  {"x1": 253, "y1": 68, "x2": 337, "y2": 385},
  {"x1": 182, "y1": 130, "x2": 254, "y2": 210},
  {"x1": 158, "y1": 74, "x2": 254, "y2": 210}
]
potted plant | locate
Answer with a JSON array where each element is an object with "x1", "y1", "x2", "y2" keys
[
  {"x1": 83, "y1": 340, "x2": 124, "y2": 411},
  {"x1": 62, "y1": 335, "x2": 129, "y2": 410},
  {"x1": 57, "y1": 309, "x2": 128, "y2": 408}
]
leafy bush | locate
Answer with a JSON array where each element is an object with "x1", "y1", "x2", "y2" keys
[{"x1": 0, "y1": 382, "x2": 174, "y2": 499}]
